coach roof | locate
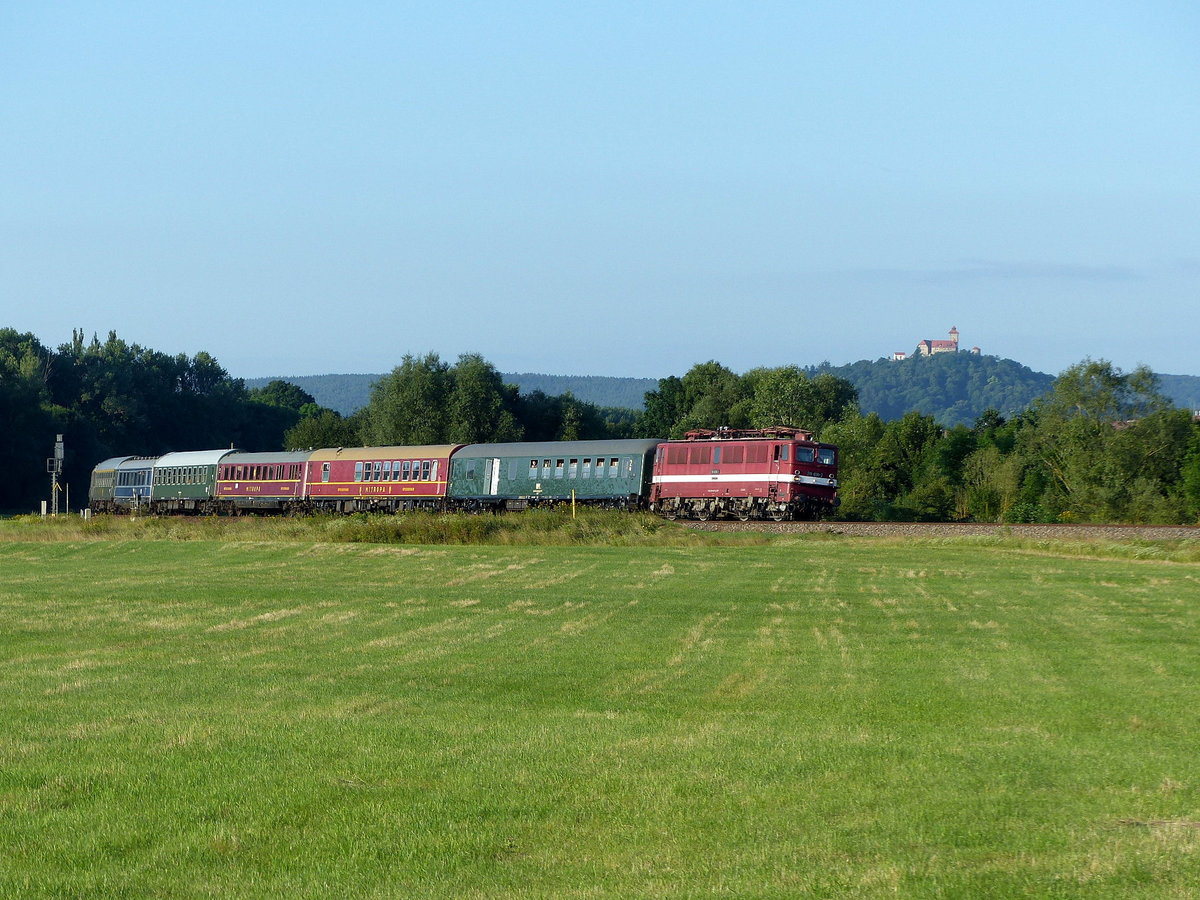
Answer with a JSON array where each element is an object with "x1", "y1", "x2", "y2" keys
[
  {"x1": 155, "y1": 449, "x2": 236, "y2": 468},
  {"x1": 220, "y1": 451, "x2": 314, "y2": 466},
  {"x1": 307, "y1": 445, "x2": 461, "y2": 462},
  {"x1": 453, "y1": 439, "x2": 660, "y2": 459}
]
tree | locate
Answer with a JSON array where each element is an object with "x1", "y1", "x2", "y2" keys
[
  {"x1": 446, "y1": 353, "x2": 522, "y2": 444},
  {"x1": 677, "y1": 361, "x2": 747, "y2": 435},
  {"x1": 361, "y1": 352, "x2": 452, "y2": 445},
  {"x1": 285, "y1": 408, "x2": 362, "y2": 450},
  {"x1": 1017, "y1": 360, "x2": 1185, "y2": 522},
  {"x1": 747, "y1": 366, "x2": 857, "y2": 432},
  {"x1": 0, "y1": 330, "x2": 62, "y2": 509},
  {"x1": 249, "y1": 380, "x2": 317, "y2": 411},
  {"x1": 636, "y1": 376, "x2": 684, "y2": 438}
]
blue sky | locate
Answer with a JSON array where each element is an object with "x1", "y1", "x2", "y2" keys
[{"x1": 3, "y1": 1, "x2": 1197, "y2": 379}]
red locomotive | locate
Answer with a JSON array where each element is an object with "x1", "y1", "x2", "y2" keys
[{"x1": 649, "y1": 427, "x2": 837, "y2": 521}]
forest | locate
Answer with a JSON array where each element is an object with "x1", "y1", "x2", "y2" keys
[{"x1": 3, "y1": 327, "x2": 1199, "y2": 523}]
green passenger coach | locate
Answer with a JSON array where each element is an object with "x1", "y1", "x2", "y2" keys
[
  {"x1": 152, "y1": 449, "x2": 235, "y2": 513},
  {"x1": 447, "y1": 439, "x2": 661, "y2": 510}
]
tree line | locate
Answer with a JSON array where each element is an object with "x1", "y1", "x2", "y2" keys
[
  {"x1": 637, "y1": 357, "x2": 1200, "y2": 524},
  {"x1": 3, "y1": 327, "x2": 1199, "y2": 522}
]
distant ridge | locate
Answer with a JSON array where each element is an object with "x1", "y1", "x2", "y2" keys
[
  {"x1": 244, "y1": 372, "x2": 658, "y2": 416},
  {"x1": 247, "y1": 361, "x2": 1200, "y2": 425}
]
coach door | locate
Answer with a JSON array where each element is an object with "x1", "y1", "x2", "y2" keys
[{"x1": 485, "y1": 458, "x2": 502, "y2": 495}]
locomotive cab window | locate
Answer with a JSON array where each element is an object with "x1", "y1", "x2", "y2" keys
[
  {"x1": 796, "y1": 447, "x2": 815, "y2": 463},
  {"x1": 818, "y1": 448, "x2": 836, "y2": 465}
]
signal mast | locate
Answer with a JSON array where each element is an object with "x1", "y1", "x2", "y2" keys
[{"x1": 47, "y1": 434, "x2": 64, "y2": 516}]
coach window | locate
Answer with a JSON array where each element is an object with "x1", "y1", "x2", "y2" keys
[
  {"x1": 553, "y1": 459, "x2": 564, "y2": 479},
  {"x1": 568, "y1": 459, "x2": 578, "y2": 479},
  {"x1": 374, "y1": 461, "x2": 383, "y2": 481},
  {"x1": 430, "y1": 461, "x2": 438, "y2": 482},
  {"x1": 529, "y1": 460, "x2": 538, "y2": 478},
  {"x1": 321, "y1": 462, "x2": 330, "y2": 483},
  {"x1": 582, "y1": 458, "x2": 591, "y2": 478},
  {"x1": 421, "y1": 460, "x2": 431, "y2": 481},
  {"x1": 542, "y1": 459, "x2": 551, "y2": 478},
  {"x1": 595, "y1": 458, "x2": 605, "y2": 476},
  {"x1": 354, "y1": 462, "x2": 364, "y2": 482},
  {"x1": 610, "y1": 458, "x2": 620, "y2": 477}
]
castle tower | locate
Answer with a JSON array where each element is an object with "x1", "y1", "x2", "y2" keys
[{"x1": 949, "y1": 326, "x2": 959, "y2": 350}]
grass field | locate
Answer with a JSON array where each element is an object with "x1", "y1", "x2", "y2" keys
[{"x1": 2, "y1": 522, "x2": 1200, "y2": 897}]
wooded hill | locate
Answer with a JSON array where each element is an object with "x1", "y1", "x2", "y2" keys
[{"x1": 252, "y1": 354, "x2": 1200, "y2": 426}]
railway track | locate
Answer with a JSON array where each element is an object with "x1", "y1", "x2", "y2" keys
[{"x1": 682, "y1": 520, "x2": 1200, "y2": 541}]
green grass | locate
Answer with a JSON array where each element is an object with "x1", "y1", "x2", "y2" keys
[
  {"x1": 0, "y1": 509, "x2": 769, "y2": 548},
  {"x1": 2, "y1": 533, "x2": 1199, "y2": 897}
]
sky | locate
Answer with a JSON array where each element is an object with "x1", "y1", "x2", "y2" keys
[{"x1": 3, "y1": 1, "x2": 1198, "y2": 380}]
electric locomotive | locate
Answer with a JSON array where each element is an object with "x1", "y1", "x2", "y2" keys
[{"x1": 649, "y1": 427, "x2": 837, "y2": 521}]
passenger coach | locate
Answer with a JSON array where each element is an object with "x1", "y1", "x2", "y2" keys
[
  {"x1": 215, "y1": 451, "x2": 314, "y2": 513},
  {"x1": 88, "y1": 456, "x2": 156, "y2": 513},
  {"x1": 303, "y1": 445, "x2": 460, "y2": 512},
  {"x1": 447, "y1": 439, "x2": 661, "y2": 510},
  {"x1": 152, "y1": 449, "x2": 235, "y2": 514}
]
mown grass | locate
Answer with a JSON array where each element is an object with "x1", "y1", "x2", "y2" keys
[{"x1": 2, "y1": 532, "x2": 1200, "y2": 897}]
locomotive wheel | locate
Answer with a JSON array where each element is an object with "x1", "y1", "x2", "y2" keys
[{"x1": 768, "y1": 506, "x2": 786, "y2": 522}]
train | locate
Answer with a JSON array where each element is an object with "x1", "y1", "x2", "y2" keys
[{"x1": 88, "y1": 427, "x2": 838, "y2": 521}]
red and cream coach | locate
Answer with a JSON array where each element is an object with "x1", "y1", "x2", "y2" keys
[
  {"x1": 303, "y1": 445, "x2": 461, "y2": 513},
  {"x1": 649, "y1": 427, "x2": 838, "y2": 521}
]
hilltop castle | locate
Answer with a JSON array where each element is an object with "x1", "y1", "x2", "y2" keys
[{"x1": 892, "y1": 327, "x2": 980, "y2": 361}]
